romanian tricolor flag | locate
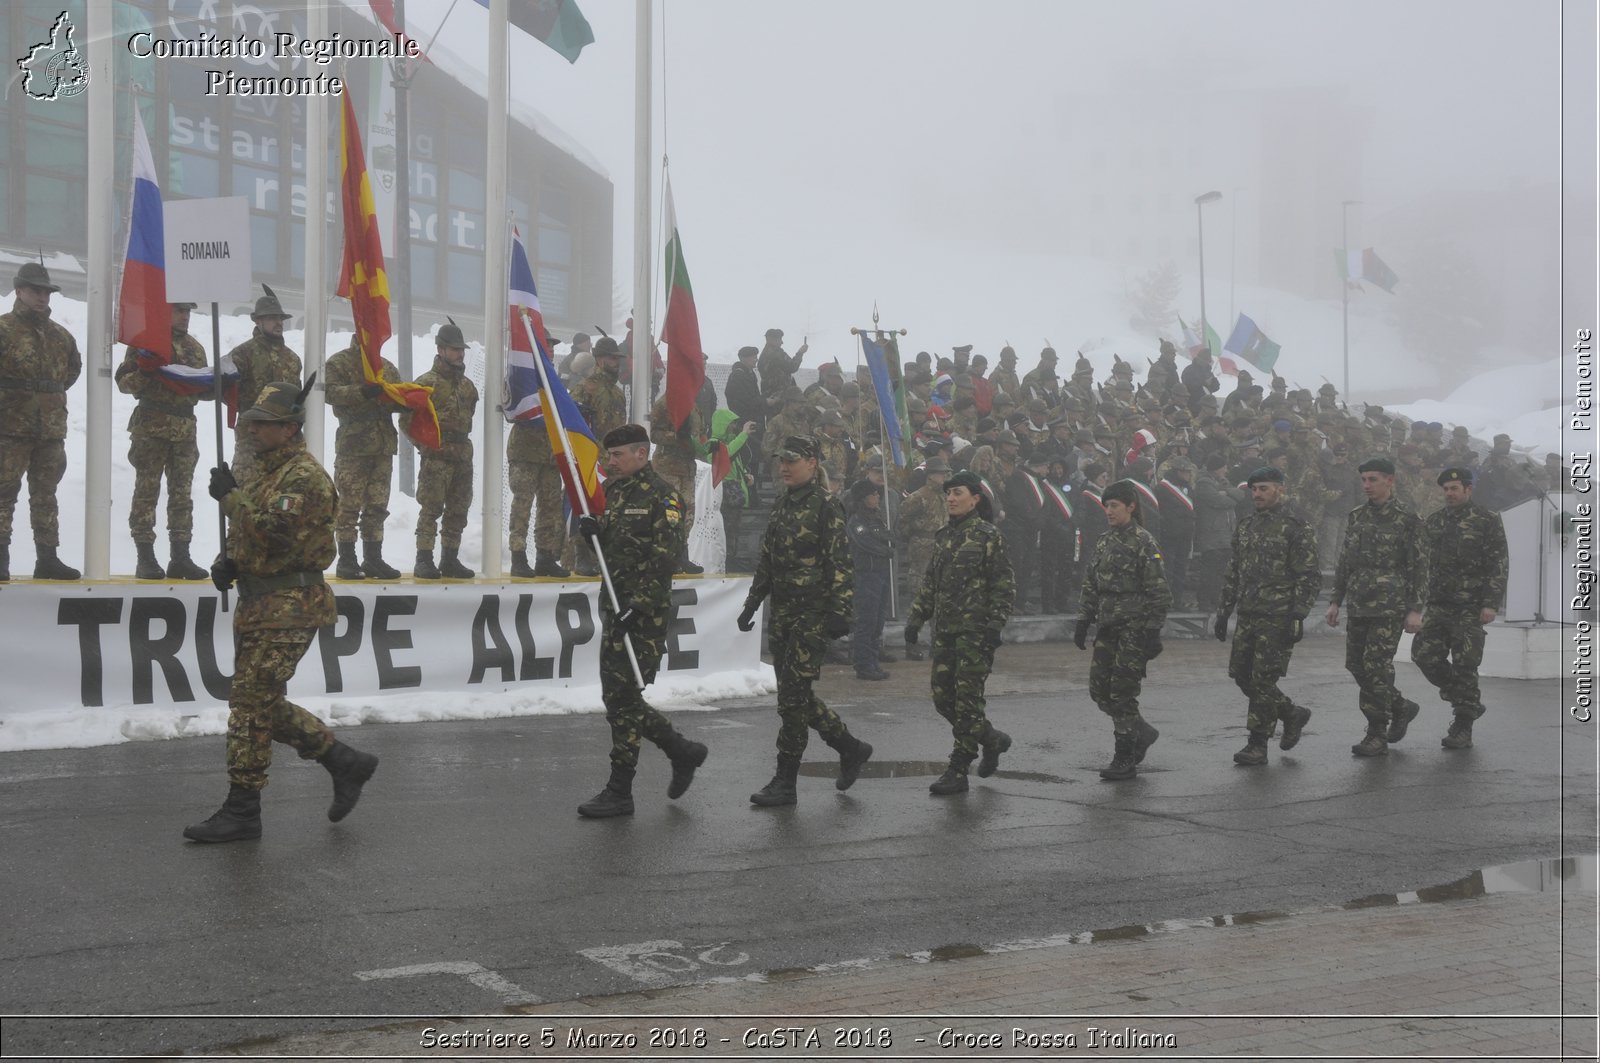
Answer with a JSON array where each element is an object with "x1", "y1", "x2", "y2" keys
[
  {"x1": 507, "y1": 227, "x2": 605, "y2": 518},
  {"x1": 336, "y1": 90, "x2": 439, "y2": 449}
]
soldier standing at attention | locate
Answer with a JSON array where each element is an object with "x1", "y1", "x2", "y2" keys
[
  {"x1": 903, "y1": 469, "x2": 1015, "y2": 795},
  {"x1": 897, "y1": 456, "x2": 949, "y2": 659},
  {"x1": 413, "y1": 321, "x2": 478, "y2": 580},
  {"x1": 1074, "y1": 479, "x2": 1171, "y2": 781},
  {"x1": 1326, "y1": 457, "x2": 1429, "y2": 757},
  {"x1": 651, "y1": 391, "x2": 705, "y2": 574},
  {"x1": 1214, "y1": 466, "x2": 1323, "y2": 766},
  {"x1": 1411, "y1": 468, "x2": 1508, "y2": 749},
  {"x1": 737, "y1": 436, "x2": 874, "y2": 807},
  {"x1": 225, "y1": 286, "x2": 301, "y2": 488},
  {"x1": 0, "y1": 262, "x2": 82, "y2": 581},
  {"x1": 322, "y1": 336, "x2": 403, "y2": 580},
  {"x1": 115, "y1": 301, "x2": 209, "y2": 581},
  {"x1": 573, "y1": 424, "x2": 709, "y2": 818},
  {"x1": 187, "y1": 381, "x2": 378, "y2": 843},
  {"x1": 563, "y1": 337, "x2": 630, "y2": 576}
]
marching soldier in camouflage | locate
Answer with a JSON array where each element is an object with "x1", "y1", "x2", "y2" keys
[
  {"x1": 114, "y1": 301, "x2": 209, "y2": 581},
  {"x1": 185, "y1": 379, "x2": 378, "y2": 843},
  {"x1": 323, "y1": 338, "x2": 404, "y2": 580},
  {"x1": 903, "y1": 470, "x2": 1016, "y2": 795},
  {"x1": 738, "y1": 436, "x2": 873, "y2": 806},
  {"x1": 225, "y1": 286, "x2": 302, "y2": 488},
  {"x1": 1326, "y1": 457, "x2": 1430, "y2": 756},
  {"x1": 898, "y1": 456, "x2": 949, "y2": 659},
  {"x1": 651, "y1": 392, "x2": 705, "y2": 573},
  {"x1": 1074, "y1": 478, "x2": 1172, "y2": 781},
  {"x1": 574, "y1": 424, "x2": 708, "y2": 818},
  {"x1": 1411, "y1": 468, "x2": 1508, "y2": 749},
  {"x1": 1215, "y1": 466, "x2": 1323, "y2": 766},
  {"x1": 413, "y1": 321, "x2": 478, "y2": 579},
  {"x1": 0, "y1": 262, "x2": 82, "y2": 580}
]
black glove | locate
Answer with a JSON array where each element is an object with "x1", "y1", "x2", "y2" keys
[
  {"x1": 737, "y1": 603, "x2": 757, "y2": 632},
  {"x1": 210, "y1": 557, "x2": 238, "y2": 593},
  {"x1": 578, "y1": 514, "x2": 601, "y2": 540},
  {"x1": 983, "y1": 629, "x2": 1004, "y2": 656},
  {"x1": 904, "y1": 622, "x2": 921, "y2": 645},
  {"x1": 1074, "y1": 618, "x2": 1091, "y2": 651},
  {"x1": 1214, "y1": 612, "x2": 1230, "y2": 642},
  {"x1": 823, "y1": 614, "x2": 852, "y2": 639},
  {"x1": 1145, "y1": 629, "x2": 1164, "y2": 660},
  {"x1": 207, "y1": 464, "x2": 238, "y2": 502},
  {"x1": 361, "y1": 382, "x2": 384, "y2": 399},
  {"x1": 612, "y1": 602, "x2": 638, "y2": 634},
  {"x1": 1288, "y1": 617, "x2": 1304, "y2": 644}
]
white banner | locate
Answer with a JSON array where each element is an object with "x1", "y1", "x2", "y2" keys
[{"x1": 0, "y1": 577, "x2": 761, "y2": 719}]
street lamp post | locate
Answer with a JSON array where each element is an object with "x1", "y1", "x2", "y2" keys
[
  {"x1": 1195, "y1": 190, "x2": 1222, "y2": 353},
  {"x1": 1341, "y1": 199, "x2": 1361, "y2": 400}
]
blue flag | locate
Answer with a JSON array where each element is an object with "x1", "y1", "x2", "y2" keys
[{"x1": 859, "y1": 332, "x2": 905, "y2": 467}]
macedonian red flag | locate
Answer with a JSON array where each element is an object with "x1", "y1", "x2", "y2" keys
[{"x1": 336, "y1": 90, "x2": 440, "y2": 449}]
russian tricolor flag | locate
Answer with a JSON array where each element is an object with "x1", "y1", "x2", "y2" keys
[{"x1": 117, "y1": 108, "x2": 170, "y2": 360}]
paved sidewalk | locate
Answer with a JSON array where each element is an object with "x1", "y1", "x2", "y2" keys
[{"x1": 195, "y1": 887, "x2": 1596, "y2": 1061}]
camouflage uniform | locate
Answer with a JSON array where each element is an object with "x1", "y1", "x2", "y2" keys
[
  {"x1": 756, "y1": 339, "x2": 804, "y2": 409},
  {"x1": 1219, "y1": 501, "x2": 1322, "y2": 737},
  {"x1": 898, "y1": 482, "x2": 946, "y2": 609},
  {"x1": 1080, "y1": 522, "x2": 1171, "y2": 734},
  {"x1": 1331, "y1": 497, "x2": 1429, "y2": 738},
  {"x1": 115, "y1": 327, "x2": 207, "y2": 546},
  {"x1": 225, "y1": 329, "x2": 302, "y2": 486},
  {"x1": 651, "y1": 395, "x2": 703, "y2": 539},
  {"x1": 742, "y1": 476, "x2": 858, "y2": 760},
  {"x1": 507, "y1": 421, "x2": 564, "y2": 555},
  {"x1": 221, "y1": 437, "x2": 339, "y2": 790},
  {"x1": 323, "y1": 343, "x2": 400, "y2": 546},
  {"x1": 989, "y1": 361, "x2": 1021, "y2": 402},
  {"x1": 413, "y1": 354, "x2": 478, "y2": 551},
  {"x1": 0, "y1": 298, "x2": 81, "y2": 550},
  {"x1": 1411, "y1": 500, "x2": 1507, "y2": 728},
  {"x1": 905, "y1": 508, "x2": 1014, "y2": 772}
]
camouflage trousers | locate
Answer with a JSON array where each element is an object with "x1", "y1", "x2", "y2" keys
[
  {"x1": 0, "y1": 435, "x2": 66, "y2": 548},
  {"x1": 930, "y1": 632, "x2": 998, "y2": 761},
  {"x1": 600, "y1": 616, "x2": 670, "y2": 769},
  {"x1": 1410, "y1": 610, "x2": 1488, "y2": 720},
  {"x1": 333, "y1": 453, "x2": 393, "y2": 544},
  {"x1": 127, "y1": 435, "x2": 199, "y2": 544},
  {"x1": 905, "y1": 540, "x2": 936, "y2": 609},
  {"x1": 1344, "y1": 615, "x2": 1417, "y2": 730},
  {"x1": 415, "y1": 454, "x2": 473, "y2": 550},
  {"x1": 1089, "y1": 623, "x2": 1152, "y2": 734},
  {"x1": 769, "y1": 602, "x2": 849, "y2": 759},
  {"x1": 227, "y1": 627, "x2": 335, "y2": 790},
  {"x1": 1229, "y1": 614, "x2": 1300, "y2": 734},
  {"x1": 508, "y1": 459, "x2": 565, "y2": 554}
]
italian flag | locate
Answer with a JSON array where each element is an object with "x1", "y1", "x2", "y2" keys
[{"x1": 661, "y1": 174, "x2": 705, "y2": 430}]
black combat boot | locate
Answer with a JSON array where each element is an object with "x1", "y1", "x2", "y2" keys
[
  {"x1": 182, "y1": 784, "x2": 262, "y2": 843},
  {"x1": 533, "y1": 551, "x2": 569, "y2": 578},
  {"x1": 414, "y1": 549, "x2": 441, "y2": 579},
  {"x1": 361, "y1": 540, "x2": 401, "y2": 580},
  {"x1": 1099, "y1": 734, "x2": 1138, "y2": 780},
  {"x1": 1441, "y1": 716, "x2": 1474, "y2": 749},
  {"x1": 1279, "y1": 705, "x2": 1313, "y2": 750},
  {"x1": 929, "y1": 755, "x2": 972, "y2": 796},
  {"x1": 750, "y1": 756, "x2": 800, "y2": 807},
  {"x1": 335, "y1": 540, "x2": 365, "y2": 580},
  {"x1": 1386, "y1": 700, "x2": 1421, "y2": 743},
  {"x1": 318, "y1": 740, "x2": 379, "y2": 821},
  {"x1": 826, "y1": 733, "x2": 873, "y2": 791},
  {"x1": 1131, "y1": 719, "x2": 1160, "y2": 764},
  {"x1": 976, "y1": 727, "x2": 1012, "y2": 778},
  {"x1": 1233, "y1": 731, "x2": 1270, "y2": 766},
  {"x1": 0, "y1": 543, "x2": 8, "y2": 581},
  {"x1": 578, "y1": 766, "x2": 636, "y2": 818},
  {"x1": 509, "y1": 549, "x2": 536, "y2": 578},
  {"x1": 1351, "y1": 729, "x2": 1389, "y2": 757},
  {"x1": 134, "y1": 542, "x2": 165, "y2": 580},
  {"x1": 677, "y1": 549, "x2": 703, "y2": 575},
  {"x1": 439, "y1": 546, "x2": 474, "y2": 579},
  {"x1": 166, "y1": 540, "x2": 208, "y2": 581},
  {"x1": 660, "y1": 730, "x2": 709, "y2": 799},
  {"x1": 33, "y1": 544, "x2": 80, "y2": 580},
  {"x1": 904, "y1": 641, "x2": 925, "y2": 662}
]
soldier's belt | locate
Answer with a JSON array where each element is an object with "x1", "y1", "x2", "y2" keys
[
  {"x1": 442, "y1": 430, "x2": 471, "y2": 444},
  {"x1": 0, "y1": 378, "x2": 64, "y2": 393},
  {"x1": 236, "y1": 570, "x2": 327, "y2": 600},
  {"x1": 339, "y1": 409, "x2": 395, "y2": 424}
]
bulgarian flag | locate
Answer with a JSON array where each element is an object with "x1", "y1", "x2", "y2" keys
[
  {"x1": 660, "y1": 173, "x2": 705, "y2": 430},
  {"x1": 475, "y1": 0, "x2": 593, "y2": 63},
  {"x1": 1336, "y1": 247, "x2": 1400, "y2": 293}
]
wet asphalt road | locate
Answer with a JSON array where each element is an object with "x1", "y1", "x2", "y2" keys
[{"x1": 0, "y1": 639, "x2": 1592, "y2": 1058}]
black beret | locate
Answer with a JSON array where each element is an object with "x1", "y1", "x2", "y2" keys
[
  {"x1": 602, "y1": 423, "x2": 649, "y2": 449},
  {"x1": 1101, "y1": 479, "x2": 1140, "y2": 507},
  {"x1": 738, "y1": 345, "x2": 759, "y2": 359},
  {"x1": 944, "y1": 470, "x2": 984, "y2": 495},
  {"x1": 1246, "y1": 466, "x2": 1285, "y2": 485},
  {"x1": 1437, "y1": 467, "x2": 1473, "y2": 486},
  {"x1": 778, "y1": 435, "x2": 818, "y2": 461},
  {"x1": 1358, "y1": 456, "x2": 1396, "y2": 475}
]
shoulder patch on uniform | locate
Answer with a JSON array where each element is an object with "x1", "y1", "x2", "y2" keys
[
  {"x1": 664, "y1": 497, "x2": 682, "y2": 524},
  {"x1": 274, "y1": 494, "x2": 303, "y2": 513}
]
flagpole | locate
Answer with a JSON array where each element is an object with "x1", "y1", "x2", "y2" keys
[
  {"x1": 481, "y1": 0, "x2": 511, "y2": 577},
  {"x1": 519, "y1": 307, "x2": 646, "y2": 689},
  {"x1": 301, "y1": 0, "x2": 329, "y2": 463},
  {"x1": 83, "y1": 5, "x2": 114, "y2": 579},
  {"x1": 1341, "y1": 199, "x2": 1359, "y2": 400},
  {"x1": 631, "y1": 0, "x2": 654, "y2": 426},
  {"x1": 392, "y1": 0, "x2": 417, "y2": 497}
]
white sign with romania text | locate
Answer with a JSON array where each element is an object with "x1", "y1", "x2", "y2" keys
[{"x1": 163, "y1": 195, "x2": 253, "y2": 304}]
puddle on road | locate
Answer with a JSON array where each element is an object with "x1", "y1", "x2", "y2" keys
[{"x1": 796, "y1": 759, "x2": 1072, "y2": 785}]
